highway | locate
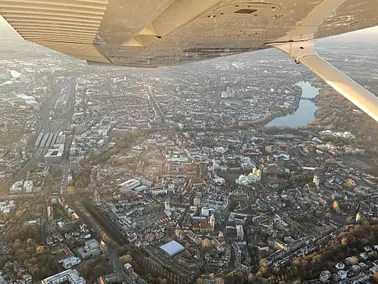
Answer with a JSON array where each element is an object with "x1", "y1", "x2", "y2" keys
[{"x1": 0, "y1": 72, "x2": 78, "y2": 195}]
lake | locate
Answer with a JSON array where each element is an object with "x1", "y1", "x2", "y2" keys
[{"x1": 267, "y1": 81, "x2": 319, "y2": 127}]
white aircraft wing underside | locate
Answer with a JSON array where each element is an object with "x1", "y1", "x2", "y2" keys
[{"x1": 0, "y1": 0, "x2": 377, "y2": 67}]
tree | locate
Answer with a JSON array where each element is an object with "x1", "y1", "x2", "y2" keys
[
  {"x1": 15, "y1": 249, "x2": 28, "y2": 260},
  {"x1": 15, "y1": 210, "x2": 24, "y2": 218},
  {"x1": 272, "y1": 265, "x2": 280, "y2": 275},
  {"x1": 349, "y1": 256, "x2": 359, "y2": 265},
  {"x1": 341, "y1": 238, "x2": 349, "y2": 246},
  {"x1": 27, "y1": 238, "x2": 37, "y2": 248},
  {"x1": 119, "y1": 254, "x2": 132, "y2": 265},
  {"x1": 14, "y1": 238, "x2": 22, "y2": 244},
  {"x1": 36, "y1": 246, "x2": 46, "y2": 254},
  {"x1": 80, "y1": 261, "x2": 92, "y2": 278},
  {"x1": 12, "y1": 241, "x2": 22, "y2": 250},
  {"x1": 202, "y1": 239, "x2": 212, "y2": 248},
  {"x1": 255, "y1": 271, "x2": 262, "y2": 278},
  {"x1": 374, "y1": 271, "x2": 378, "y2": 281},
  {"x1": 39, "y1": 267, "x2": 52, "y2": 279},
  {"x1": 346, "y1": 216, "x2": 354, "y2": 224},
  {"x1": 29, "y1": 265, "x2": 42, "y2": 278},
  {"x1": 312, "y1": 254, "x2": 322, "y2": 264},
  {"x1": 293, "y1": 258, "x2": 302, "y2": 267},
  {"x1": 259, "y1": 259, "x2": 268, "y2": 267},
  {"x1": 361, "y1": 238, "x2": 369, "y2": 245},
  {"x1": 259, "y1": 265, "x2": 268, "y2": 277},
  {"x1": 26, "y1": 246, "x2": 35, "y2": 256}
]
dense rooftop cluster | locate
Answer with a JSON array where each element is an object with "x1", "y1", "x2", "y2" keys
[{"x1": 0, "y1": 30, "x2": 378, "y2": 283}]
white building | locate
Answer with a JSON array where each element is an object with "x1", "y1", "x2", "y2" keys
[
  {"x1": 0, "y1": 200, "x2": 16, "y2": 214},
  {"x1": 150, "y1": 189, "x2": 168, "y2": 196},
  {"x1": 206, "y1": 199, "x2": 228, "y2": 210},
  {"x1": 319, "y1": 130, "x2": 356, "y2": 140},
  {"x1": 119, "y1": 179, "x2": 141, "y2": 192},
  {"x1": 164, "y1": 200, "x2": 170, "y2": 211},
  {"x1": 10, "y1": 180, "x2": 23, "y2": 194},
  {"x1": 201, "y1": 207, "x2": 210, "y2": 217},
  {"x1": 213, "y1": 176, "x2": 225, "y2": 185},
  {"x1": 135, "y1": 177, "x2": 153, "y2": 187},
  {"x1": 335, "y1": 262, "x2": 345, "y2": 270},
  {"x1": 319, "y1": 270, "x2": 331, "y2": 283},
  {"x1": 236, "y1": 225, "x2": 244, "y2": 241},
  {"x1": 193, "y1": 197, "x2": 201, "y2": 206},
  {"x1": 235, "y1": 168, "x2": 262, "y2": 185},
  {"x1": 160, "y1": 240, "x2": 185, "y2": 256},
  {"x1": 44, "y1": 144, "x2": 65, "y2": 163},
  {"x1": 55, "y1": 132, "x2": 66, "y2": 144},
  {"x1": 24, "y1": 180, "x2": 33, "y2": 193},
  {"x1": 338, "y1": 270, "x2": 347, "y2": 280},
  {"x1": 41, "y1": 269, "x2": 85, "y2": 284},
  {"x1": 240, "y1": 156, "x2": 255, "y2": 170},
  {"x1": 164, "y1": 200, "x2": 172, "y2": 217},
  {"x1": 77, "y1": 239, "x2": 101, "y2": 259},
  {"x1": 59, "y1": 256, "x2": 81, "y2": 270},
  {"x1": 134, "y1": 185, "x2": 148, "y2": 191},
  {"x1": 10, "y1": 180, "x2": 34, "y2": 194}
]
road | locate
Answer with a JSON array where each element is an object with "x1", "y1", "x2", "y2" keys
[
  {"x1": 147, "y1": 85, "x2": 166, "y2": 124},
  {"x1": 108, "y1": 249, "x2": 134, "y2": 283},
  {"x1": 61, "y1": 134, "x2": 74, "y2": 194},
  {"x1": 0, "y1": 72, "x2": 78, "y2": 194}
]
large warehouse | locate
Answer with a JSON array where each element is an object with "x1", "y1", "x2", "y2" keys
[{"x1": 159, "y1": 241, "x2": 184, "y2": 257}]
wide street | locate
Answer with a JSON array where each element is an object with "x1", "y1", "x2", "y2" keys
[{"x1": 108, "y1": 249, "x2": 135, "y2": 284}]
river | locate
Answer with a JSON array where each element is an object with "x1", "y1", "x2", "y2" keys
[{"x1": 267, "y1": 81, "x2": 319, "y2": 127}]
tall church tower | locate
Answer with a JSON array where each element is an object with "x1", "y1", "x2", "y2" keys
[{"x1": 210, "y1": 214, "x2": 215, "y2": 231}]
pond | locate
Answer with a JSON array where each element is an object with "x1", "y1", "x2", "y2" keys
[{"x1": 267, "y1": 81, "x2": 319, "y2": 127}]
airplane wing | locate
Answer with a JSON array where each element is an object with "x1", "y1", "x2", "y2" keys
[
  {"x1": 1, "y1": 0, "x2": 377, "y2": 67},
  {"x1": 2, "y1": 0, "x2": 378, "y2": 122}
]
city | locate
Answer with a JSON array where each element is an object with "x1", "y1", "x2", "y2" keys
[{"x1": 0, "y1": 19, "x2": 378, "y2": 284}]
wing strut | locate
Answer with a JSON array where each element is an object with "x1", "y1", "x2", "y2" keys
[{"x1": 270, "y1": 41, "x2": 378, "y2": 122}]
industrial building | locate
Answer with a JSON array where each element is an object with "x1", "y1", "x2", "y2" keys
[{"x1": 159, "y1": 240, "x2": 185, "y2": 257}]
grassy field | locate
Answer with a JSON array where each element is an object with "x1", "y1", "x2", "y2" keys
[{"x1": 53, "y1": 204, "x2": 64, "y2": 220}]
